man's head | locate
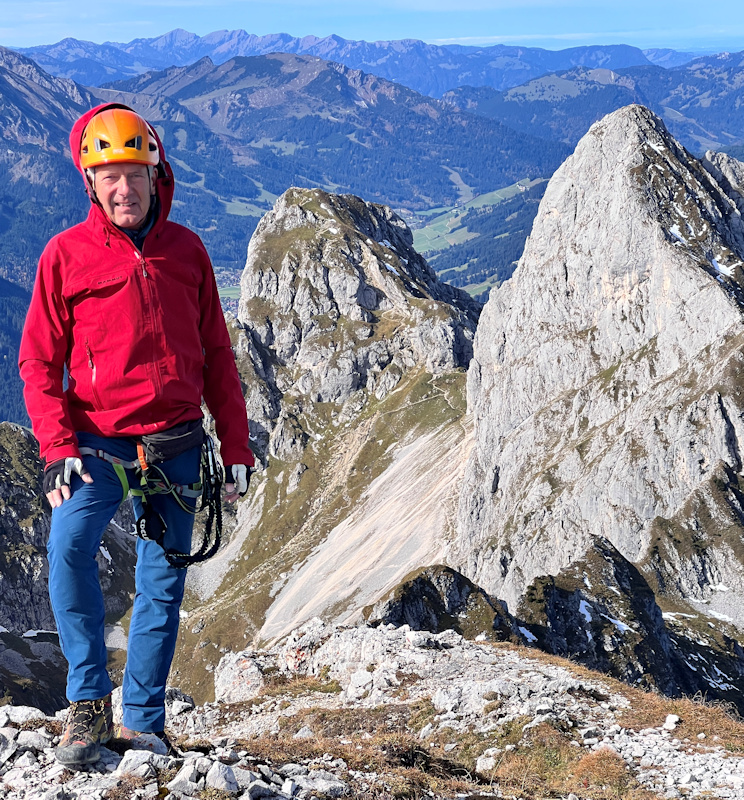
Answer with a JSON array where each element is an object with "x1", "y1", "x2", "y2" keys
[{"x1": 79, "y1": 107, "x2": 160, "y2": 229}]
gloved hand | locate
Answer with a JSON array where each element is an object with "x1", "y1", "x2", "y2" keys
[
  {"x1": 44, "y1": 457, "x2": 93, "y2": 508},
  {"x1": 224, "y1": 464, "x2": 250, "y2": 503}
]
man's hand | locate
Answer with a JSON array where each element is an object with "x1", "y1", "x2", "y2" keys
[
  {"x1": 44, "y1": 457, "x2": 93, "y2": 508},
  {"x1": 224, "y1": 464, "x2": 250, "y2": 503}
]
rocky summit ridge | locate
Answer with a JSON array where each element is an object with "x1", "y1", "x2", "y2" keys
[{"x1": 3, "y1": 624, "x2": 744, "y2": 799}]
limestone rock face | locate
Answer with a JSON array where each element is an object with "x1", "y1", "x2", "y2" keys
[
  {"x1": 236, "y1": 187, "x2": 480, "y2": 461},
  {"x1": 453, "y1": 105, "x2": 744, "y2": 628}
]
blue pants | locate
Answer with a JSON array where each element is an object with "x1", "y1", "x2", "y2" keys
[{"x1": 47, "y1": 431, "x2": 199, "y2": 732}]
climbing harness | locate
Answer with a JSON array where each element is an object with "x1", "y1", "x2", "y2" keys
[{"x1": 79, "y1": 435, "x2": 223, "y2": 569}]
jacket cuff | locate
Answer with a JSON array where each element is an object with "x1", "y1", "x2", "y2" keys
[
  {"x1": 42, "y1": 443, "x2": 83, "y2": 468},
  {"x1": 220, "y1": 443, "x2": 255, "y2": 469}
]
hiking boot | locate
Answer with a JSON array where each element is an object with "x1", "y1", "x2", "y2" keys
[
  {"x1": 114, "y1": 724, "x2": 176, "y2": 755},
  {"x1": 56, "y1": 694, "x2": 113, "y2": 765}
]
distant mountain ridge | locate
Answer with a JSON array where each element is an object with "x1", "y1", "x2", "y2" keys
[
  {"x1": 96, "y1": 52, "x2": 569, "y2": 212},
  {"x1": 443, "y1": 51, "x2": 744, "y2": 152},
  {"x1": 14, "y1": 29, "x2": 663, "y2": 96}
]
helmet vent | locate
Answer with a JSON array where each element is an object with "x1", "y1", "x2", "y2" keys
[
  {"x1": 94, "y1": 138, "x2": 111, "y2": 152},
  {"x1": 124, "y1": 135, "x2": 143, "y2": 150}
]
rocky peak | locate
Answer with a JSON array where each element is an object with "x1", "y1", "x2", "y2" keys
[
  {"x1": 452, "y1": 105, "x2": 744, "y2": 702},
  {"x1": 176, "y1": 188, "x2": 478, "y2": 686},
  {"x1": 0, "y1": 46, "x2": 88, "y2": 109},
  {"x1": 236, "y1": 186, "x2": 479, "y2": 460}
]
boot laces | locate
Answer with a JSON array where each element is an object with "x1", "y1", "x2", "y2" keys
[{"x1": 66, "y1": 698, "x2": 107, "y2": 740}]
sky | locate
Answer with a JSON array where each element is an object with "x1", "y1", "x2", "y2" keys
[{"x1": 0, "y1": 0, "x2": 742, "y2": 54}]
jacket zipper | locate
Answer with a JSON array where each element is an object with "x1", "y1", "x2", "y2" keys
[
  {"x1": 85, "y1": 339, "x2": 103, "y2": 411},
  {"x1": 135, "y1": 246, "x2": 164, "y2": 400},
  {"x1": 137, "y1": 248, "x2": 148, "y2": 277}
]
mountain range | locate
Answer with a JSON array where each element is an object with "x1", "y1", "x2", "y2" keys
[
  {"x1": 14, "y1": 29, "x2": 692, "y2": 96},
  {"x1": 0, "y1": 44, "x2": 569, "y2": 293},
  {"x1": 444, "y1": 52, "x2": 744, "y2": 153}
]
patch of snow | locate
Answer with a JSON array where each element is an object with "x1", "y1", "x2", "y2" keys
[
  {"x1": 601, "y1": 614, "x2": 631, "y2": 633},
  {"x1": 519, "y1": 626, "x2": 537, "y2": 643},
  {"x1": 583, "y1": 573, "x2": 593, "y2": 590},
  {"x1": 579, "y1": 599, "x2": 593, "y2": 623},
  {"x1": 712, "y1": 583, "x2": 731, "y2": 592},
  {"x1": 712, "y1": 664, "x2": 731, "y2": 680},
  {"x1": 669, "y1": 224, "x2": 685, "y2": 243},
  {"x1": 663, "y1": 612, "x2": 696, "y2": 620},
  {"x1": 99, "y1": 546, "x2": 112, "y2": 563},
  {"x1": 708, "y1": 610, "x2": 734, "y2": 623},
  {"x1": 711, "y1": 257, "x2": 734, "y2": 277},
  {"x1": 22, "y1": 630, "x2": 56, "y2": 638},
  {"x1": 384, "y1": 263, "x2": 401, "y2": 277},
  {"x1": 0, "y1": 625, "x2": 8, "y2": 633},
  {"x1": 328, "y1": 227, "x2": 339, "y2": 235}
]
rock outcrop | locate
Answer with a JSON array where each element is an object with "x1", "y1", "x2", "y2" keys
[
  {"x1": 235, "y1": 186, "x2": 479, "y2": 463},
  {"x1": 452, "y1": 104, "x2": 744, "y2": 702},
  {"x1": 364, "y1": 564, "x2": 516, "y2": 642}
]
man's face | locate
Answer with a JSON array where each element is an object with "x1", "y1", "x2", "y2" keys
[{"x1": 92, "y1": 163, "x2": 156, "y2": 229}]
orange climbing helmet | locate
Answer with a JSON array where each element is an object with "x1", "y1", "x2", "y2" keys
[{"x1": 79, "y1": 107, "x2": 160, "y2": 170}]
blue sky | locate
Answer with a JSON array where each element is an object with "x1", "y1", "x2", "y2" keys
[{"x1": 1, "y1": 0, "x2": 742, "y2": 53}]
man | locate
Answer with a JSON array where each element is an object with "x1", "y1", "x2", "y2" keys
[{"x1": 19, "y1": 103, "x2": 253, "y2": 765}]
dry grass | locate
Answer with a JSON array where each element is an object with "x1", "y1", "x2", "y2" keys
[
  {"x1": 103, "y1": 775, "x2": 147, "y2": 799},
  {"x1": 618, "y1": 689, "x2": 744, "y2": 752},
  {"x1": 489, "y1": 640, "x2": 744, "y2": 755},
  {"x1": 259, "y1": 668, "x2": 342, "y2": 697},
  {"x1": 572, "y1": 747, "x2": 639, "y2": 800}
]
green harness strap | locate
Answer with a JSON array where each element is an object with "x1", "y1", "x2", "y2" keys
[{"x1": 113, "y1": 462, "x2": 129, "y2": 501}]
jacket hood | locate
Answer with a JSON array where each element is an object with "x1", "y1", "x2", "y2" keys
[{"x1": 70, "y1": 102, "x2": 174, "y2": 225}]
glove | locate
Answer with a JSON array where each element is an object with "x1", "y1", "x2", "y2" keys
[
  {"x1": 224, "y1": 464, "x2": 250, "y2": 498},
  {"x1": 44, "y1": 457, "x2": 93, "y2": 507}
]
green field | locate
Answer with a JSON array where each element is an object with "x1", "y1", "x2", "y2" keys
[{"x1": 412, "y1": 178, "x2": 543, "y2": 254}]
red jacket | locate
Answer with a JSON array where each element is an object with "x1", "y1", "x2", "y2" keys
[{"x1": 19, "y1": 103, "x2": 253, "y2": 468}]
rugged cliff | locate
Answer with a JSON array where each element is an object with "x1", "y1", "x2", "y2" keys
[{"x1": 452, "y1": 104, "x2": 744, "y2": 704}]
